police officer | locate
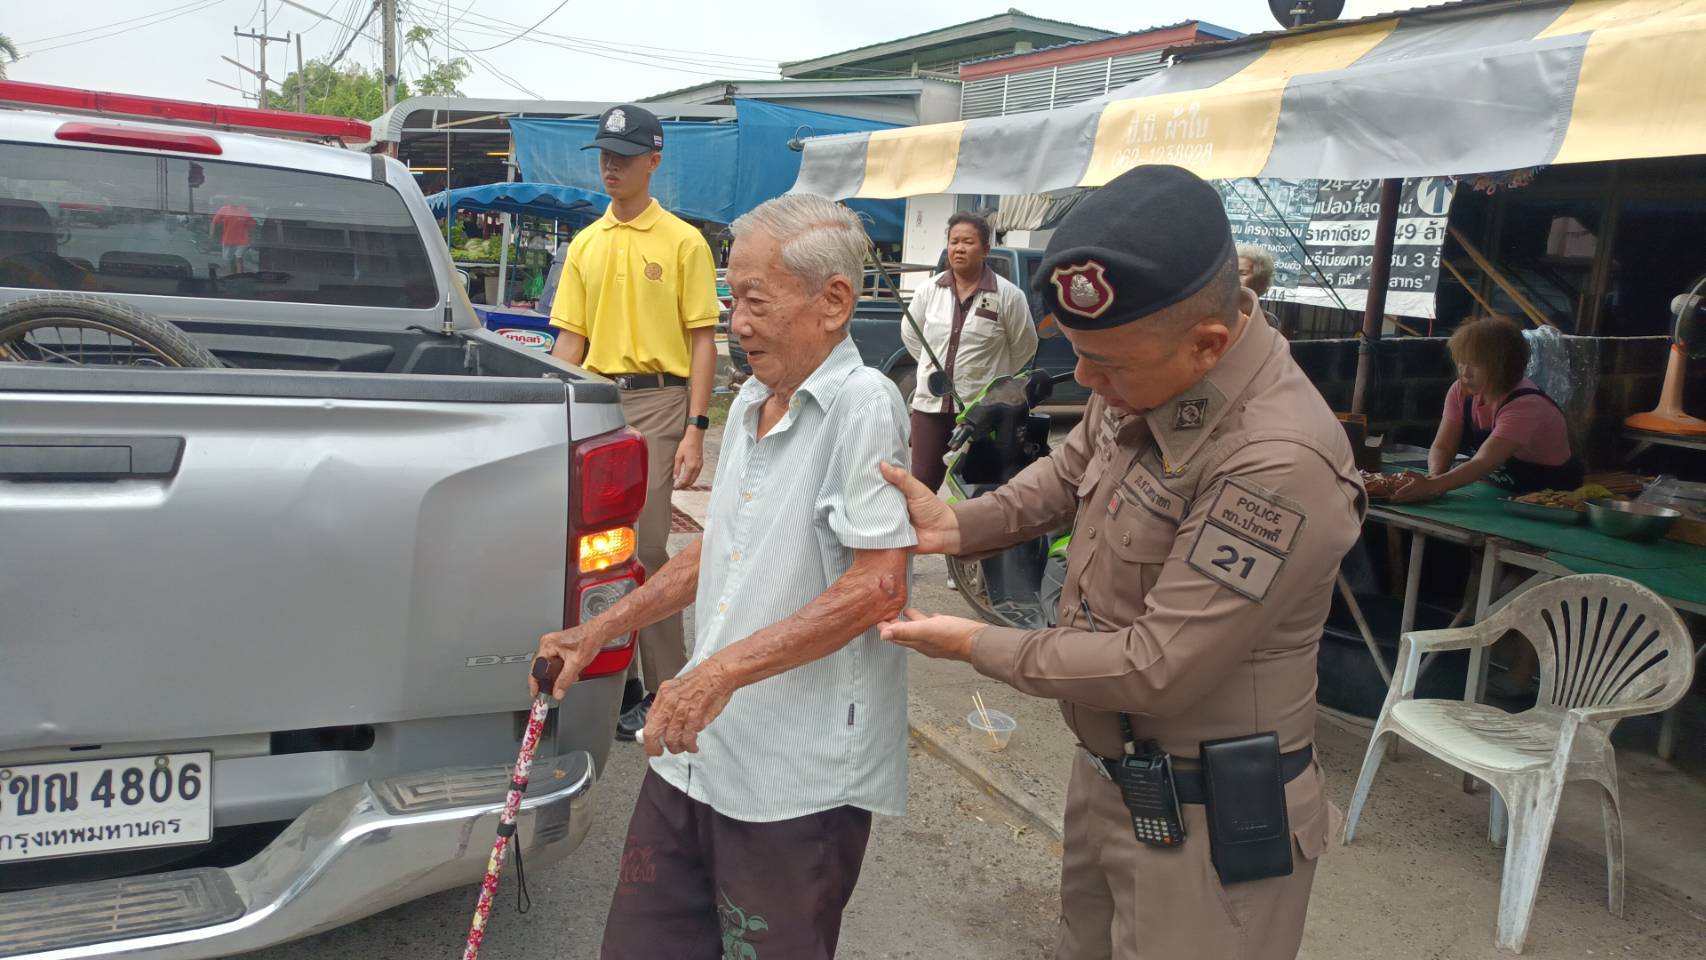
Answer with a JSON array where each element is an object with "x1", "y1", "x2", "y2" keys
[{"x1": 879, "y1": 165, "x2": 1366, "y2": 960}]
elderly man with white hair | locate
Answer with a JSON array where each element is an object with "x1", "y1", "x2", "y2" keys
[{"x1": 532, "y1": 193, "x2": 915, "y2": 959}]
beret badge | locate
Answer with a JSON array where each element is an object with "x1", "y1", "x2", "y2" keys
[{"x1": 1051, "y1": 260, "x2": 1114, "y2": 320}]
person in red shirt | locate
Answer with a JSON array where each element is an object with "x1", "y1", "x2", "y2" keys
[
  {"x1": 1394, "y1": 316, "x2": 1582, "y2": 502},
  {"x1": 209, "y1": 200, "x2": 256, "y2": 273}
]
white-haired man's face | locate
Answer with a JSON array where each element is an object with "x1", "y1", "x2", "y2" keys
[{"x1": 726, "y1": 230, "x2": 855, "y2": 396}]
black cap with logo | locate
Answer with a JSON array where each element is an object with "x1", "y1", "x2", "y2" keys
[
  {"x1": 582, "y1": 104, "x2": 665, "y2": 157},
  {"x1": 1035, "y1": 164, "x2": 1235, "y2": 331}
]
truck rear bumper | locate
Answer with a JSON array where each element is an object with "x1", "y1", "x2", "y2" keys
[{"x1": 0, "y1": 751, "x2": 597, "y2": 959}]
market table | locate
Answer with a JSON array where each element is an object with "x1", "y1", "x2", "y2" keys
[
  {"x1": 1625, "y1": 427, "x2": 1706, "y2": 460},
  {"x1": 1370, "y1": 482, "x2": 1706, "y2": 760}
]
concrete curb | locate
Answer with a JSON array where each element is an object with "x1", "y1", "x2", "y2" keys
[{"x1": 908, "y1": 694, "x2": 1065, "y2": 845}]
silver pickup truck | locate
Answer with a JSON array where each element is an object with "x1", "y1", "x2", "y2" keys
[{"x1": 0, "y1": 108, "x2": 640, "y2": 957}]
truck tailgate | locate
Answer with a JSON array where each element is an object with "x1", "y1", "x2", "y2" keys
[{"x1": 0, "y1": 383, "x2": 575, "y2": 752}]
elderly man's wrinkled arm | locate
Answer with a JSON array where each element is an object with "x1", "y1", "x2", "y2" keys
[
  {"x1": 642, "y1": 547, "x2": 908, "y2": 756},
  {"x1": 530, "y1": 538, "x2": 703, "y2": 699}
]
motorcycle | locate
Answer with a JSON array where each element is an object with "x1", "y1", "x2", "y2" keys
[{"x1": 942, "y1": 369, "x2": 1077, "y2": 629}]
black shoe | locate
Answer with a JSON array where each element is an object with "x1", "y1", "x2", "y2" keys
[
  {"x1": 616, "y1": 693, "x2": 654, "y2": 742},
  {"x1": 620, "y1": 678, "x2": 646, "y2": 714}
]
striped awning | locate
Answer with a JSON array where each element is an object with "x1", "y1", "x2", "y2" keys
[{"x1": 792, "y1": 0, "x2": 1706, "y2": 199}]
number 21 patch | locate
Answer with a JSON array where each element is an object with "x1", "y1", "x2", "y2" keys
[{"x1": 1186, "y1": 523, "x2": 1286, "y2": 600}]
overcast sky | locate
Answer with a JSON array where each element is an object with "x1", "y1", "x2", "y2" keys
[{"x1": 6, "y1": 1, "x2": 1420, "y2": 111}]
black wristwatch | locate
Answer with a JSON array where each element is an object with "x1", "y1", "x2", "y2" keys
[{"x1": 687, "y1": 415, "x2": 710, "y2": 431}]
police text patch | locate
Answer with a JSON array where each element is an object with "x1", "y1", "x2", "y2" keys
[
  {"x1": 1187, "y1": 524, "x2": 1285, "y2": 600},
  {"x1": 1206, "y1": 480, "x2": 1306, "y2": 555}
]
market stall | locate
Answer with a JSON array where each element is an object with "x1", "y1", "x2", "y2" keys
[
  {"x1": 423, "y1": 182, "x2": 607, "y2": 349},
  {"x1": 782, "y1": 3, "x2": 1706, "y2": 805},
  {"x1": 793, "y1": 0, "x2": 1706, "y2": 411}
]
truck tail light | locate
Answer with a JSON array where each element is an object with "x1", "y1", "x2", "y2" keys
[
  {"x1": 572, "y1": 427, "x2": 647, "y2": 531},
  {"x1": 578, "y1": 526, "x2": 636, "y2": 573},
  {"x1": 567, "y1": 427, "x2": 649, "y2": 680},
  {"x1": 575, "y1": 569, "x2": 646, "y2": 679}
]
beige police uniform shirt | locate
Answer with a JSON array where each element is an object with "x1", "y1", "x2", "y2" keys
[{"x1": 953, "y1": 316, "x2": 1366, "y2": 769}]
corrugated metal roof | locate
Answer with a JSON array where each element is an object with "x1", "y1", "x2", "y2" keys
[
  {"x1": 1165, "y1": 0, "x2": 1523, "y2": 61},
  {"x1": 959, "y1": 20, "x2": 1243, "y2": 68},
  {"x1": 778, "y1": 8, "x2": 1114, "y2": 71}
]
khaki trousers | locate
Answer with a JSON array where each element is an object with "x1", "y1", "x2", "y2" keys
[
  {"x1": 617, "y1": 385, "x2": 689, "y2": 692},
  {"x1": 1057, "y1": 751, "x2": 1330, "y2": 960}
]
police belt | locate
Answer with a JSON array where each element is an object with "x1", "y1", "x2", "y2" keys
[
  {"x1": 606, "y1": 373, "x2": 689, "y2": 390},
  {"x1": 1087, "y1": 744, "x2": 1314, "y2": 805}
]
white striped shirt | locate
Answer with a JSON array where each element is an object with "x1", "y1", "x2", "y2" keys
[{"x1": 649, "y1": 334, "x2": 916, "y2": 822}]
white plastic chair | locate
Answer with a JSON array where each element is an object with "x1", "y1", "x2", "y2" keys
[{"x1": 1342, "y1": 574, "x2": 1695, "y2": 953}]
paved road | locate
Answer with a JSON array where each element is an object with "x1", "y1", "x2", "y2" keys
[{"x1": 244, "y1": 722, "x2": 1062, "y2": 960}]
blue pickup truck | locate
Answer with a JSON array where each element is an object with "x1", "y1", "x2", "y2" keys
[{"x1": 728, "y1": 247, "x2": 1088, "y2": 406}]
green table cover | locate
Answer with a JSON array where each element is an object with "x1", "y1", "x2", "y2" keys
[{"x1": 1375, "y1": 482, "x2": 1706, "y2": 606}]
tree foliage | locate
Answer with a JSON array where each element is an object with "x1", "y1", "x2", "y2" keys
[
  {"x1": 263, "y1": 60, "x2": 404, "y2": 118},
  {"x1": 262, "y1": 28, "x2": 468, "y2": 118},
  {"x1": 0, "y1": 34, "x2": 19, "y2": 80},
  {"x1": 403, "y1": 26, "x2": 470, "y2": 98}
]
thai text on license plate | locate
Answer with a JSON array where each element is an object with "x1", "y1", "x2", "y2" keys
[{"x1": 0, "y1": 751, "x2": 213, "y2": 863}]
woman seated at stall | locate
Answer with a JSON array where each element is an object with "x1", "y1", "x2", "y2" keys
[{"x1": 1393, "y1": 316, "x2": 1583, "y2": 503}]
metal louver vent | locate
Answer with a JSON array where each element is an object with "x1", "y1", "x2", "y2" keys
[
  {"x1": 961, "y1": 77, "x2": 1006, "y2": 120},
  {"x1": 1053, "y1": 60, "x2": 1112, "y2": 108},
  {"x1": 1002, "y1": 69, "x2": 1055, "y2": 114},
  {"x1": 1108, "y1": 51, "x2": 1167, "y2": 89}
]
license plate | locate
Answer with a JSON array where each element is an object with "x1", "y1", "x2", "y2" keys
[{"x1": 0, "y1": 752, "x2": 212, "y2": 863}]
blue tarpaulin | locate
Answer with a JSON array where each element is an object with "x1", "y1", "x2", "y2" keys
[
  {"x1": 423, "y1": 181, "x2": 607, "y2": 224},
  {"x1": 510, "y1": 101, "x2": 903, "y2": 241}
]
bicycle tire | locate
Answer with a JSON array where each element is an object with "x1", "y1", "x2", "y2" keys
[
  {"x1": 948, "y1": 555, "x2": 1007, "y2": 626},
  {"x1": 0, "y1": 293, "x2": 219, "y2": 368}
]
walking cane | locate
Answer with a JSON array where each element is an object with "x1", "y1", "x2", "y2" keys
[{"x1": 461, "y1": 655, "x2": 563, "y2": 960}]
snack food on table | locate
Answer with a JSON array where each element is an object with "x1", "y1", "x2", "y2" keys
[
  {"x1": 1360, "y1": 471, "x2": 1420, "y2": 499},
  {"x1": 1511, "y1": 483, "x2": 1625, "y2": 510}
]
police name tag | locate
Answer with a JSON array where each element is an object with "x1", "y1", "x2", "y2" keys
[
  {"x1": 1118, "y1": 461, "x2": 1185, "y2": 524},
  {"x1": 1187, "y1": 524, "x2": 1285, "y2": 600}
]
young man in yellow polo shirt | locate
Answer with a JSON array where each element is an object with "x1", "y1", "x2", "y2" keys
[{"x1": 549, "y1": 104, "x2": 720, "y2": 740}]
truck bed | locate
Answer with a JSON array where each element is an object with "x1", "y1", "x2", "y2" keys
[{"x1": 0, "y1": 323, "x2": 621, "y2": 793}]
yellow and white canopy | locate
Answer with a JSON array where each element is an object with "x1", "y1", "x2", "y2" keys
[{"x1": 792, "y1": 0, "x2": 1706, "y2": 199}]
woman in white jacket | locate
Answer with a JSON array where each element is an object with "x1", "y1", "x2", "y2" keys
[{"x1": 902, "y1": 211, "x2": 1039, "y2": 493}]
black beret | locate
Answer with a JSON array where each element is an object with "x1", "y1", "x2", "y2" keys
[{"x1": 1034, "y1": 165, "x2": 1235, "y2": 330}]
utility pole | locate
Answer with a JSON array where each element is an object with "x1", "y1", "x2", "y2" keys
[
  {"x1": 233, "y1": 1, "x2": 291, "y2": 107},
  {"x1": 295, "y1": 33, "x2": 306, "y2": 112},
  {"x1": 382, "y1": 0, "x2": 398, "y2": 111}
]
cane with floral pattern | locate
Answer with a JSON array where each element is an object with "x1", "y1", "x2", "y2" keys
[{"x1": 460, "y1": 655, "x2": 562, "y2": 960}]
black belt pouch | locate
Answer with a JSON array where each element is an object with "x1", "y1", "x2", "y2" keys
[{"x1": 1200, "y1": 732, "x2": 1294, "y2": 885}]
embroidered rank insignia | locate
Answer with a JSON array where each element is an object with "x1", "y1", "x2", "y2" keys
[{"x1": 1174, "y1": 397, "x2": 1208, "y2": 430}]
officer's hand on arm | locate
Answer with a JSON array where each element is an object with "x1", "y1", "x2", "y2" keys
[
  {"x1": 878, "y1": 608, "x2": 980, "y2": 662},
  {"x1": 645, "y1": 556, "x2": 908, "y2": 756},
  {"x1": 972, "y1": 444, "x2": 1363, "y2": 716},
  {"x1": 879, "y1": 462, "x2": 961, "y2": 555}
]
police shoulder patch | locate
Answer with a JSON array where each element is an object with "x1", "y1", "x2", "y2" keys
[{"x1": 1185, "y1": 479, "x2": 1305, "y2": 600}]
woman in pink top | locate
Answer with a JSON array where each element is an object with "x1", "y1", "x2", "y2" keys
[{"x1": 1394, "y1": 317, "x2": 1582, "y2": 502}]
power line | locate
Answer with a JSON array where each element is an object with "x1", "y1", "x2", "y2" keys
[
  {"x1": 324, "y1": 0, "x2": 383, "y2": 70},
  {"x1": 19, "y1": 0, "x2": 231, "y2": 56},
  {"x1": 459, "y1": 45, "x2": 541, "y2": 99},
  {"x1": 443, "y1": 21, "x2": 776, "y2": 78},
  {"x1": 397, "y1": 5, "x2": 537, "y2": 98},
  {"x1": 456, "y1": 0, "x2": 571, "y2": 54},
  {"x1": 449, "y1": 5, "x2": 779, "y2": 68}
]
